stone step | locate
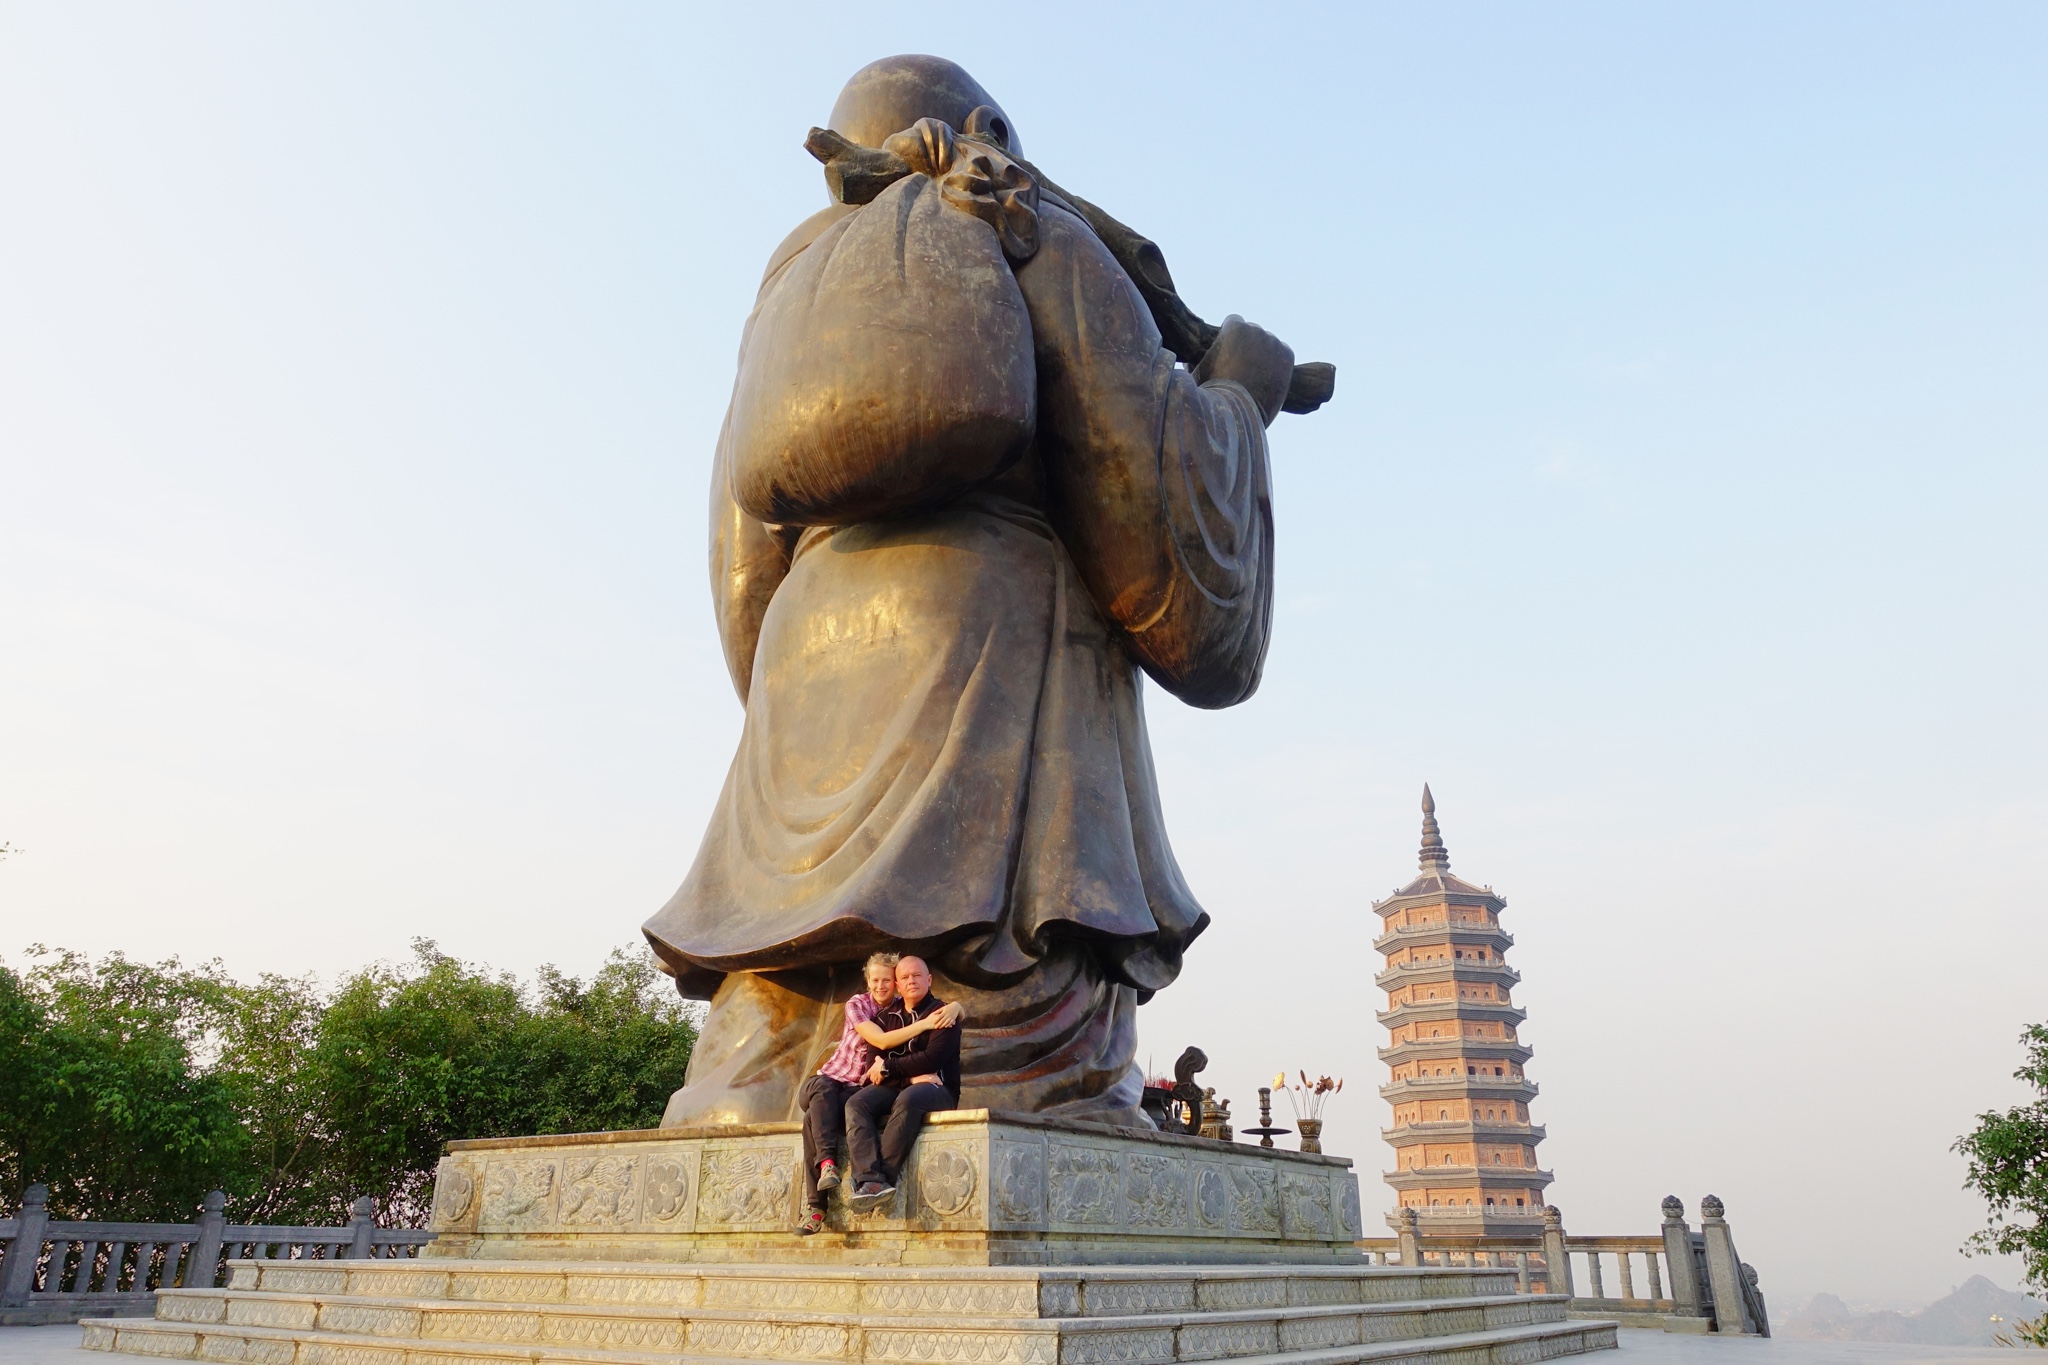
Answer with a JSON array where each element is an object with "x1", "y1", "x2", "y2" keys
[
  {"x1": 147, "y1": 1285, "x2": 1566, "y2": 1358},
  {"x1": 220, "y1": 1259, "x2": 1523, "y2": 1317},
  {"x1": 82, "y1": 1313, "x2": 1616, "y2": 1365}
]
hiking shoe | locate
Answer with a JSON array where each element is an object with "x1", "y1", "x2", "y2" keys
[
  {"x1": 795, "y1": 1209, "x2": 825, "y2": 1236},
  {"x1": 847, "y1": 1181, "x2": 895, "y2": 1213},
  {"x1": 816, "y1": 1159, "x2": 840, "y2": 1193}
]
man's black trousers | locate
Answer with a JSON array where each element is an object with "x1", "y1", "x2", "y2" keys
[
  {"x1": 845, "y1": 1081, "x2": 956, "y2": 1187},
  {"x1": 797, "y1": 1074, "x2": 860, "y2": 1211}
]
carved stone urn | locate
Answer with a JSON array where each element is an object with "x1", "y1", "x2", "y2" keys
[{"x1": 1296, "y1": 1119, "x2": 1324, "y2": 1154}]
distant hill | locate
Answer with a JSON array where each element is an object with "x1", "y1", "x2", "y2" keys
[{"x1": 1783, "y1": 1276, "x2": 2046, "y2": 1346}]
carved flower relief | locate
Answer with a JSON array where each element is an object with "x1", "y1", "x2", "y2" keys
[
  {"x1": 918, "y1": 1146, "x2": 978, "y2": 1218},
  {"x1": 1338, "y1": 1179, "x2": 1363, "y2": 1238},
  {"x1": 431, "y1": 1163, "x2": 478, "y2": 1230},
  {"x1": 994, "y1": 1143, "x2": 1046, "y2": 1225},
  {"x1": 1122, "y1": 1154, "x2": 1188, "y2": 1230},
  {"x1": 1047, "y1": 1145, "x2": 1120, "y2": 1226},
  {"x1": 1193, "y1": 1167, "x2": 1229, "y2": 1229},
  {"x1": 481, "y1": 1160, "x2": 558, "y2": 1231},
  {"x1": 560, "y1": 1156, "x2": 639, "y2": 1227},
  {"x1": 642, "y1": 1156, "x2": 692, "y2": 1224}
]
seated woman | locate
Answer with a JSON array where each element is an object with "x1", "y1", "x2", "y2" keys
[{"x1": 796, "y1": 951, "x2": 962, "y2": 1234}]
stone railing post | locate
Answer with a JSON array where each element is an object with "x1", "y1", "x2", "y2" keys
[
  {"x1": 0, "y1": 1186, "x2": 51, "y2": 1308},
  {"x1": 1660, "y1": 1194, "x2": 1702, "y2": 1313},
  {"x1": 346, "y1": 1196, "x2": 376, "y2": 1260},
  {"x1": 1395, "y1": 1207, "x2": 1421, "y2": 1267},
  {"x1": 1541, "y1": 1204, "x2": 1573, "y2": 1297},
  {"x1": 1700, "y1": 1194, "x2": 1757, "y2": 1334},
  {"x1": 186, "y1": 1191, "x2": 227, "y2": 1288}
]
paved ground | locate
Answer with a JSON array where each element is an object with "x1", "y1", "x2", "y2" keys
[
  {"x1": 1611, "y1": 1329, "x2": 2019, "y2": 1365},
  {"x1": 0, "y1": 1322, "x2": 2026, "y2": 1364}
]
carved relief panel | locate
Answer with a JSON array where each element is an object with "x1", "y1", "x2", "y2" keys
[
  {"x1": 637, "y1": 1147, "x2": 699, "y2": 1232},
  {"x1": 990, "y1": 1136, "x2": 1047, "y2": 1229},
  {"x1": 910, "y1": 1141, "x2": 981, "y2": 1224},
  {"x1": 560, "y1": 1155, "x2": 640, "y2": 1227},
  {"x1": 430, "y1": 1158, "x2": 481, "y2": 1233},
  {"x1": 480, "y1": 1159, "x2": 559, "y2": 1232},
  {"x1": 696, "y1": 1140, "x2": 797, "y2": 1229},
  {"x1": 1046, "y1": 1141, "x2": 1121, "y2": 1227}
]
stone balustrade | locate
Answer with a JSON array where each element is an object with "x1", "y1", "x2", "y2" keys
[
  {"x1": 1356, "y1": 1195, "x2": 1769, "y2": 1337},
  {"x1": 0, "y1": 1186, "x2": 431, "y2": 1326}
]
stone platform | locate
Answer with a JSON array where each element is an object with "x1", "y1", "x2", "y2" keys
[
  {"x1": 82, "y1": 1257, "x2": 1618, "y2": 1365},
  {"x1": 422, "y1": 1111, "x2": 1369, "y2": 1266},
  {"x1": 79, "y1": 1115, "x2": 1617, "y2": 1363}
]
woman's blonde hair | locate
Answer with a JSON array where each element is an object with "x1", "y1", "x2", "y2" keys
[{"x1": 864, "y1": 951, "x2": 902, "y2": 976}]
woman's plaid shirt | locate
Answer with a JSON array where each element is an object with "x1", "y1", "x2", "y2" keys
[{"x1": 816, "y1": 992, "x2": 882, "y2": 1083}]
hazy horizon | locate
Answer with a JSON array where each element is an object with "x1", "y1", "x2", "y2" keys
[{"x1": 3, "y1": 2, "x2": 2043, "y2": 1308}]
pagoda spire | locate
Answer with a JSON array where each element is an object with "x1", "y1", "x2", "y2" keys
[{"x1": 1419, "y1": 784, "x2": 1450, "y2": 872}]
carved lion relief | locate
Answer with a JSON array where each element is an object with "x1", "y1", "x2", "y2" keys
[
  {"x1": 560, "y1": 1155, "x2": 638, "y2": 1226},
  {"x1": 698, "y1": 1145, "x2": 794, "y2": 1226},
  {"x1": 480, "y1": 1160, "x2": 558, "y2": 1231}
]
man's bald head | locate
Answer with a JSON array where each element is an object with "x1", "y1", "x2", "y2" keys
[
  {"x1": 829, "y1": 54, "x2": 1019, "y2": 156},
  {"x1": 894, "y1": 954, "x2": 932, "y2": 1009}
]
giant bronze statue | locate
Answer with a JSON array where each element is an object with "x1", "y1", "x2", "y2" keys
[{"x1": 644, "y1": 55, "x2": 1332, "y2": 1130}]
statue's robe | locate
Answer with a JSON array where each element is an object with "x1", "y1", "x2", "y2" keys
[{"x1": 644, "y1": 193, "x2": 1273, "y2": 1125}]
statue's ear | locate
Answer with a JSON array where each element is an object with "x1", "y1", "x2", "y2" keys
[{"x1": 962, "y1": 104, "x2": 1012, "y2": 151}]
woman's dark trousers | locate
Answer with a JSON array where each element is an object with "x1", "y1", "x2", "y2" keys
[{"x1": 798, "y1": 1074, "x2": 859, "y2": 1211}]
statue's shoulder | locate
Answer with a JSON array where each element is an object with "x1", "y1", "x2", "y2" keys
[{"x1": 759, "y1": 203, "x2": 858, "y2": 293}]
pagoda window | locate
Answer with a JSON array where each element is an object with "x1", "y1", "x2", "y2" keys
[{"x1": 1516, "y1": 1198, "x2": 1525, "y2": 1207}]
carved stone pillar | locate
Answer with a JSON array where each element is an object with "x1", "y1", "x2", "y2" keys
[
  {"x1": 1700, "y1": 1194, "x2": 1757, "y2": 1334},
  {"x1": 1659, "y1": 1194, "x2": 1701, "y2": 1313},
  {"x1": 1396, "y1": 1206, "x2": 1421, "y2": 1267},
  {"x1": 1541, "y1": 1204, "x2": 1573, "y2": 1297},
  {"x1": 0, "y1": 1185, "x2": 50, "y2": 1308}
]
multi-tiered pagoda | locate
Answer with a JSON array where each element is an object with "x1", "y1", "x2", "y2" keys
[{"x1": 1375, "y1": 787, "x2": 1552, "y2": 1230}]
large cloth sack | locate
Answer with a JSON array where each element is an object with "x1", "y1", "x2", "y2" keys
[{"x1": 729, "y1": 127, "x2": 1038, "y2": 527}]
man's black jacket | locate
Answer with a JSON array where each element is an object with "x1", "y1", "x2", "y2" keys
[{"x1": 871, "y1": 992, "x2": 961, "y2": 1097}]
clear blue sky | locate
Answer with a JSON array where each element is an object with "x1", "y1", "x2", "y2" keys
[{"x1": 2, "y1": 2, "x2": 2042, "y2": 1308}]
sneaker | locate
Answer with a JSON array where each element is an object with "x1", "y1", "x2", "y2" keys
[
  {"x1": 795, "y1": 1209, "x2": 825, "y2": 1236},
  {"x1": 847, "y1": 1181, "x2": 895, "y2": 1214},
  {"x1": 816, "y1": 1160, "x2": 840, "y2": 1194}
]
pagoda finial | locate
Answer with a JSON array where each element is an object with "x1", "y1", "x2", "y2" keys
[{"x1": 1419, "y1": 784, "x2": 1450, "y2": 872}]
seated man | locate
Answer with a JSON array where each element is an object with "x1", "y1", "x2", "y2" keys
[
  {"x1": 844, "y1": 955, "x2": 961, "y2": 1212},
  {"x1": 795, "y1": 951, "x2": 961, "y2": 1234}
]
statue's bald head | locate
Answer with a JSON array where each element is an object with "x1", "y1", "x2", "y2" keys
[{"x1": 829, "y1": 54, "x2": 1020, "y2": 156}]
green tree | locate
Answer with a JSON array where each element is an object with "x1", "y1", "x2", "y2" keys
[
  {"x1": 0, "y1": 942, "x2": 696, "y2": 1227},
  {"x1": 305, "y1": 940, "x2": 696, "y2": 1225},
  {"x1": 1956, "y1": 1022, "x2": 2048, "y2": 1346},
  {"x1": 0, "y1": 949, "x2": 251, "y2": 1220}
]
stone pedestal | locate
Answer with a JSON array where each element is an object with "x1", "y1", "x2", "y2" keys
[
  {"x1": 424, "y1": 1109, "x2": 1367, "y2": 1266},
  {"x1": 81, "y1": 1112, "x2": 1619, "y2": 1364}
]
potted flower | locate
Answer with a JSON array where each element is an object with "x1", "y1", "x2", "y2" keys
[{"x1": 1274, "y1": 1071, "x2": 1342, "y2": 1153}]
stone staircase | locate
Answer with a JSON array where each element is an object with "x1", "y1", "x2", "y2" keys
[{"x1": 81, "y1": 1257, "x2": 1617, "y2": 1365}]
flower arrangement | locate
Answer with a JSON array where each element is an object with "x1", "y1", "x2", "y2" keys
[{"x1": 1274, "y1": 1070, "x2": 1342, "y2": 1122}]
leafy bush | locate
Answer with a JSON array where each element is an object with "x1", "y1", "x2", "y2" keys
[
  {"x1": 1956, "y1": 1022, "x2": 2048, "y2": 1314},
  {"x1": 0, "y1": 941, "x2": 695, "y2": 1225}
]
